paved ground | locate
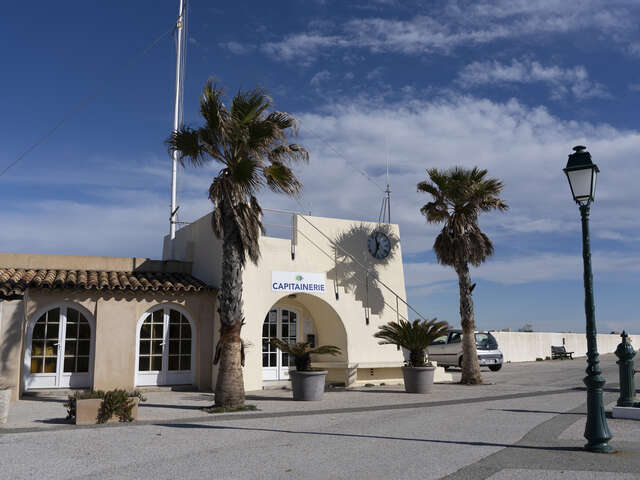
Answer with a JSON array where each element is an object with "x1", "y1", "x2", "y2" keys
[{"x1": 1, "y1": 354, "x2": 639, "y2": 479}]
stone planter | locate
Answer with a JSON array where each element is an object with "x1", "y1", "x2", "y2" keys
[
  {"x1": 76, "y1": 397, "x2": 139, "y2": 425},
  {"x1": 0, "y1": 388, "x2": 11, "y2": 424},
  {"x1": 402, "y1": 366, "x2": 436, "y2": 393},
  {"x1": 290, "y1": 370, "x2": 327, "y2": 401}
]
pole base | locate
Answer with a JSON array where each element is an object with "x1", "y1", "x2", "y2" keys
[{"x1": 584, "y1": 441, "x2": 614, "y2": 453}]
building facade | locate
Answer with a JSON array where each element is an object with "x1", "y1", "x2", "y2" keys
[
  {"x1": 0, "y1": 212, "x2": 415, "y2": 399},
  {"x1": 0, "y1": 254, "x2": 216, "y2": 400},
  {"x1": 164, "y1": 212, "x2": 411, "y2": 391}
]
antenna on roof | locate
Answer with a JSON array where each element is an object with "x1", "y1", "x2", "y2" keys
[
  {"x1": 169, "y1": 0, "x2": 188, "y2": 258},
  {"x1": 377, "y1": 139, "x2": 391, "y2": 224}
]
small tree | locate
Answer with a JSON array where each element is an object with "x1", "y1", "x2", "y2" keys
[
  {"x1": 374, "y1": 318, "x2": 449, "y2": 367},
  {"x1": 518, "y1": 324, "x2": 534, "y2": 332},
  {"x1": 418, "y1": 167, "x2": 508, "y2": 384}
]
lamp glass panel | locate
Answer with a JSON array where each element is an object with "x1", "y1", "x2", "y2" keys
[
  {"x1": 592, "y1": 169, "x2": 597, "y2": 200},
  {"x1": 567, "y1": 168, "x2": 593, "y2": 201}
]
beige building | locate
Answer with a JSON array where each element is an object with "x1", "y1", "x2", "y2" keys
[
  {"x1": 0, "y1": 254, "x2": 216, "y2": 401},
  {"x1": 165, "y1": 212, "x2": 411, "y2": 391},
  {"x1": 0, "y1": 212, "x2": 413, "y2": 399}
]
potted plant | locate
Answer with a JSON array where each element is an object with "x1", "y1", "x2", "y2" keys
[
  {"x1": 269, "y1": 339, "x2": 341, "y2": 401},
  {"x1": 65, "y1": 389, "x2": 146, "y2": 425},
  {"x1": 0, "y1": 384, "x2": 12, "y2": 425},
  {"x1": 374, "y1": 318, "x2": 449, "y2": 393}
]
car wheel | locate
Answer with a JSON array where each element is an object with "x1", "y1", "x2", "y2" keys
[{"x1": 489, "y1": 364, "x2": 502, "y2": 372}]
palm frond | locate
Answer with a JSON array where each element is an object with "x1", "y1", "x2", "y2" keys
[
  {"x1": 166, "y1": 128, "x2": 208, "y2": 167},
  {"x1": 418, "y1": 166, "x2": 507, "y2": 266},
  {"x1": 374, "y1": 318, "x2": 449, "y2": 367},
  {"x1": 269, "y1": 339, "x2": 341, "y2": 371},
  {"x1": 263, "y1": 162, "x2": 302, "y2": 196}
]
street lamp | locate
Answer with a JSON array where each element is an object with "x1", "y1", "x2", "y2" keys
[{"x1": 563, "y1": 145, "x2": 612, "y2": 453}]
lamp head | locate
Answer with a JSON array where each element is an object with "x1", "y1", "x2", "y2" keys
[{"x1": 563, "y1": 145, "x2": 599, "y2": 205}]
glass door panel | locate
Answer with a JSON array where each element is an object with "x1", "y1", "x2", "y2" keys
[
  {"x1": 261, "y1": 308, "x2": 299, "y2": 382},
  {"x1": 26, "y1": 306, "x2": 93, "y2": 389},
  {"x1": 137, "y1": 307, "x2": 195, "y2": 386},
  {"x1": 279, "y1": 310, "x2": 297, "y2": 379},
  {"x1": 261, "y1": 310, "x2": 278, "y2": 381}
]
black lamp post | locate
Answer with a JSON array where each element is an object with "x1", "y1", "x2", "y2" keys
[{"x1": 563, "y1": 145, "x2": 612, "y2": 453}]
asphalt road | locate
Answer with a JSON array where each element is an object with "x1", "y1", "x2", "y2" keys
[{"x1": 1, "y1": 355, "x2": 638, "y2": 480}]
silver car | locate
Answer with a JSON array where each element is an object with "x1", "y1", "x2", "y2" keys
[{"x1": 427, "y1": 329, "x2": 503, "y2": 371}]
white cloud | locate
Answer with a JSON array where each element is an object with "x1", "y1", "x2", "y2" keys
[
  {"x1": 220, "y1": 41, "x2": 254, "y2": 55},
  {"x1": 310, "y1": 70, "x2": 331, "y2": 87},
  {"x1": 457, "y1": 59, "x2": 609, "y2": 100},
  {"x1": 4, "y1": 93, "x2": 640, "y2": 288},
  {"x1": 404, "y1": 252, "x2": 640, "y2": 292},
  {"x1": 261, "y1": 2, "x2": 640, "y2": 62}
]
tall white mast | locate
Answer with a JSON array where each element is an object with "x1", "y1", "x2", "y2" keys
[{"x1": 170, "y1": 0, "x2": 187, "y2": 256}]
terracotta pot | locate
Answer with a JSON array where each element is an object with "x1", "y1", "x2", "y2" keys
[
  {"x1": 290, "y1": 370, "x2": 328, "y2": 401},
  {"x1": 76, "y1": 397, "x2": 139, "y2": 425},
  {"x1": 402, "y1": 366, "x2": 436, "y2": 393}
]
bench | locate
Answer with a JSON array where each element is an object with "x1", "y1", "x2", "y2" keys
[{"x1": 551, "y1": 345, "x2": 574, "y2": 360}]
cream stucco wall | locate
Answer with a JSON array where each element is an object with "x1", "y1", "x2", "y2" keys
[
  {"x1": 492, "y1": 331, "x2": 640, "y2": 363},
  {"x1": 0, "y1": 288, "x2": 217, "y2": 399},
  {"x1": 0, "y1": 298, "x2": 26, "y2": 401},
  {"x1": 165, "y1": 213, "x2": 411, "y2": 390}
]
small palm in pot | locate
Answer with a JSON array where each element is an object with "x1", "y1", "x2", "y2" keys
[
  {"x1": 375, "y1": 318, "x2": 449, "y2": 393},
  {"x1": 268, "y1": 339, "x2": 341, "y2": 371}
]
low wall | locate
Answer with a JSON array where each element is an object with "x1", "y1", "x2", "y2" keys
[{"x1": 491, "y1": 332, "x2": 640, "y2": 363}]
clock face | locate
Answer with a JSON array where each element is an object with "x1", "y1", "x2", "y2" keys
[{"x1": 368, "y1": 231, "x2": 391, "y2": 259}]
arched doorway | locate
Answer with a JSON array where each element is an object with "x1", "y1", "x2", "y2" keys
[
  {"x1": 262, "y1": 307, "x2": 300, "y2": 381},
  {"x1": 24, "y1": 304, "x2": 95, "y2": 389},
  {"x1": 135, "y1": 305, "x2": 196, "y2": 386},
  {"x1": 260, "y1": 294, "x2": 348, "y2": 385}
]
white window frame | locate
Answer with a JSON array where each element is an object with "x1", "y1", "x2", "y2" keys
[
  {"x1": 134, "y1": 304, "x2": 197, "y2": 387},
  {"x1": 23, "y1": 302, "x2": 96, "y2": 390},
  {"x1": 261, "y1": 307, "x2": 302, "y2": 382}
]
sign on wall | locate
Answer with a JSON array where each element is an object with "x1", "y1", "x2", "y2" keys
[{"x1": 272, "y1": 271, "x2": 326, "y2": 294}]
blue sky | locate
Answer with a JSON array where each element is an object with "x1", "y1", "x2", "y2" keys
[{"x1": 2, "y1": 1, "x2": 640, "y2": 334}]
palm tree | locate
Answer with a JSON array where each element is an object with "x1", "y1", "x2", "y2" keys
[
  {"x1": 417, "y1": 167, "x2": 508, "y2": 384},
  {"x1": 168, "y1": 80, "x2": 308, "y2": 407},
  {"x1": 374, "y1": 318, "x2": 449, "y2": 367}
]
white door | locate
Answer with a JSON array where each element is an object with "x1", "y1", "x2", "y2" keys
[
  {"x1": 261, "y1": 308, "x2": 298, "y2": 381},
  {"x1": 25, "y1": 306, "x2": 94, "y2": 389},
  {"x1": 136, "y1": 306, "x2": 195, "y2": 386}
]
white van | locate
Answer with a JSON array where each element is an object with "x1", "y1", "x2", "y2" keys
[{"x1": 428, "y1": 329, "x2": 503, "y2": 371}]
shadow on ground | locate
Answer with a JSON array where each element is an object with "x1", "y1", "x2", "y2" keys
[{"x1": 156, "y1": 422, "x2": 585, "y2": 453}]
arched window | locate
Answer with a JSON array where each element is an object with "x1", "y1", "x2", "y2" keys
[
  {"x1": 24, "y1": 304, "x2": 95, "y2": 389},
  {"x1": 135, "y1": 305, "x2": 196, "y2": 386}
]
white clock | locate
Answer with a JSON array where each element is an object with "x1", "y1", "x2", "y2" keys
[{"x1": 368, "y1": 231, "x2": 391, "y2": 259}]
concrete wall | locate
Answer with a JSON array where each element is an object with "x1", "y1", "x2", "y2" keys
[
  {"x1": 0, "y1": 288, "x2": 217, "y2": 399},
  {"x1": 165, "y1": 213, "x2": 410, "y2": 391},
  {"x1": 492, "y1": 331, "x2": 640, "y2": 363}
]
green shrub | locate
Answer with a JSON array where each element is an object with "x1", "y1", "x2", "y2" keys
[{"x1": 65, "y1": 389, "x2": 146, "y2": 423}]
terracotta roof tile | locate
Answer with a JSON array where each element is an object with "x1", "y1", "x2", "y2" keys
[{"x1": 0, "y1": 267, "x2": 212, "y2": 298}]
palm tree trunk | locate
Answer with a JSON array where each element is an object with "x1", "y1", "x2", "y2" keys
[
  {"x1": 455, "y1": 261, "x2": 482, "y2": 384},
  {"x1": 214, "y1": 201, "x2": 245, "y2": 408}
]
